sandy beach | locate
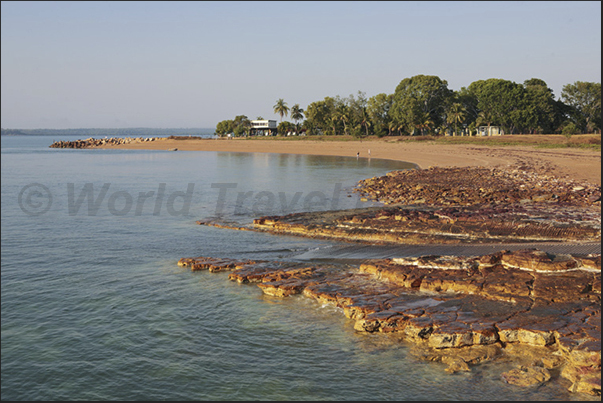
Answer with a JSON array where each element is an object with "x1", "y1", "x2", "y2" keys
[{"x1": 99, "y1": 137, "x2": 601, "y2": 185}]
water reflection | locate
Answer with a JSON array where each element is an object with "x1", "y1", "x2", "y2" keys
[{"x1": 208, "y1": 152, "x2": 415, "y2": 221}]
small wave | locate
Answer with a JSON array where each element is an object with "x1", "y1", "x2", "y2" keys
[{"x1": 236, "y1": 247, "x2": 309, "y2": 254}]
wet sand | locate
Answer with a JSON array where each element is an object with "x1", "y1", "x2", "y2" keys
[{"x1": 98, "y1": 137, "x2": 601, "y2": 185}]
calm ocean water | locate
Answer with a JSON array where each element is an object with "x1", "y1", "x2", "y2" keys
[{"x1": 1, "y1": 135, "x2": 591, "y2": 400}]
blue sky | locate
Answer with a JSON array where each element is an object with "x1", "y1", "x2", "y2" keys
[{"x1": 1, "y1": 1, "x2": 601, "y2": 129}]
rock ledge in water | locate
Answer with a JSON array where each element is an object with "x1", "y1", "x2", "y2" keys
[{"x1": 177, "y1": 248, "x2": 601, "y2": 396}]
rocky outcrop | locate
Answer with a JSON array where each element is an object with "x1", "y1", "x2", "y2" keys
[
  {"x1": 236, "y1": 166, "x2": 601, "y2": 245},
  {"x1": 355, "y1": 166, "x2": 601, "y2": 207},
  {"x1": 187, "y1": 162, "x2": 602, "y2": 395},
  {"x1": 177, "y1": 256, "x2": 262, "y2": 272},
  {"x1": 246, "y1": 202, "x2": 601, "y2": 244},
  {"x1": 177, "y1": 249, "x2": 601, "y2": 396}
]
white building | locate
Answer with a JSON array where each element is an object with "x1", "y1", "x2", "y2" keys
[
  {"x1": 250, "y1": 120, "x2": 278, "y2": 136},
  {"x1": 477, "y1": 126, "x2": 504, "y2": 136}
]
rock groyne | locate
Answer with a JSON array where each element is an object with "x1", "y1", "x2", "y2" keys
[{"x1": 49, "y1": 136, "x2": 166, "y2": 149}]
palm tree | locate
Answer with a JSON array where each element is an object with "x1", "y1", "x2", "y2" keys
[
  {"x1": 290, "y1": 104, "x2": 304, "y2": 132},
  {"x1": 476, "y1": 110, "x2": 494, "y2": 136},
  {"x1": 335, "y1": 104, "x2": 350, "y2": 135},
  {"x1": 273, "y1": 99, "x2": 289, "y2": 122},
  {"x1": 415, "y1": 112, "x2": 434, "y2": 136},
  {"x1": 447, "y1": 103, "x2": 467, "y2": 136},
  {"x1": 330, "y1": 115, "x2": 339, "y2": 136},
  {"x1": 360, "y1": 107, "x2": 371, "y2": 137}
]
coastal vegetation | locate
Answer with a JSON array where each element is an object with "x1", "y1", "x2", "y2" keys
[{"x1": 215, "y1": 76, "x2": 601, "y2": 138}]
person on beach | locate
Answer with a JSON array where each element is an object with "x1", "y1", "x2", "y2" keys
[{"x1": 357, "y1": 152, "x2": 359, "y2": 158}]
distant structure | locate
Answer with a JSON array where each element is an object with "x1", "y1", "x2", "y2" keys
[
  {"x1": 250, "y1": 120, "x2": 277, "y2": 136},
  {"x1": 477, "y1": 126, "x2": 504, "y2": 136}
]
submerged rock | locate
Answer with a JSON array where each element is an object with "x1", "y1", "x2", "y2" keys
[{"x1": 502, "y1": 365, "x2": 552, "y2": 387}]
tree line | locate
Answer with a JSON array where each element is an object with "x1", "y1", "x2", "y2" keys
[{"x1": 215, "y1": 75, "x2": 601, "y2": 137}]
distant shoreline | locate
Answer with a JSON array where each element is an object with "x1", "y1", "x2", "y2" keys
[{"x1": 1, "y1": 128, "x2": 214, "y2": 137}]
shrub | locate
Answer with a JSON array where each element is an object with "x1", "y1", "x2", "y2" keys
[{"x1": 562, "y1": 122, "x2": 580, "y2": 138}]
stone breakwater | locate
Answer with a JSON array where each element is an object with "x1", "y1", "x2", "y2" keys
[
  {"x1": 49, "y1": 137, "x2": 167, "y2": 148},
  {"x1": 177, "y1": 249, "x2": 601, "y2": 396}
]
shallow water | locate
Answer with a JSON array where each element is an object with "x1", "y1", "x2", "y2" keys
[{"x1": 1, "y1": 135, "x2": 595, "y2": 400}]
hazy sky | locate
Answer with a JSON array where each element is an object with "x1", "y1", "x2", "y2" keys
[{"x1": 1, "y1": 1, "x2": 601, "y2": 129}]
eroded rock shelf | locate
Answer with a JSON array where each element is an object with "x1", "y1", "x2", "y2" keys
[
  {"x1": 198, "y1": 166, "x2": 600, "y2": 245},
  {"x1": 187, "y1": 165, "x2": 601, "y2": 396},
  {"x1": 178, "y1": 249, "x2": 601, "y2": 396}
]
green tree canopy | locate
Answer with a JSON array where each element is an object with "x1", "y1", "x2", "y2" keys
[
  {"x1": 561, "y1": 81, "x2": 601, "y2": 133},
  {"x1": 334, "y1": 102, "x2": 350, "y2": 135},
  {"x1": 367, "y1": 93, "x2": 393, "y2": 137},
  {"x1": 414, "y1": 111, "x2": 434, "y2": 136},
  {"x1": 391, "y1": 75, "x2": 452, "y2": 135},
  {"x1": 446, "y1": 103, "x2": 467, "y2": 136},
  {"x1": 232, "y1": 115, "x2": 251, "y2": 136},
  {"x1": 358, "y1": 106, "x2": 371, "y2": 137},
  {"x1": 304, "y1": 97, "x2": 337, "y2": 135},
  {"x1": 277, "y1": 121, "x2": 294, "y2": 136},
  {"x1": 452, "y1": 87, "x2": 479, "y2": 132},
  {"x1": 522, "y1": 78, "x2": 558, "y2": 134},
  {"x1": 468, "y1": 78, "x2": 528, "y2": 134},
  {"x1": 218, "y1": 76, "x2": 600, "y2": 138},
  {"x1": 215, "y1": 119, "x2": 234, "y2": 136}
]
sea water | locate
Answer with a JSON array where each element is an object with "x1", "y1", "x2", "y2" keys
[{"x1": 1, "y1": 135, "x2": 592, "y2": 400}]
